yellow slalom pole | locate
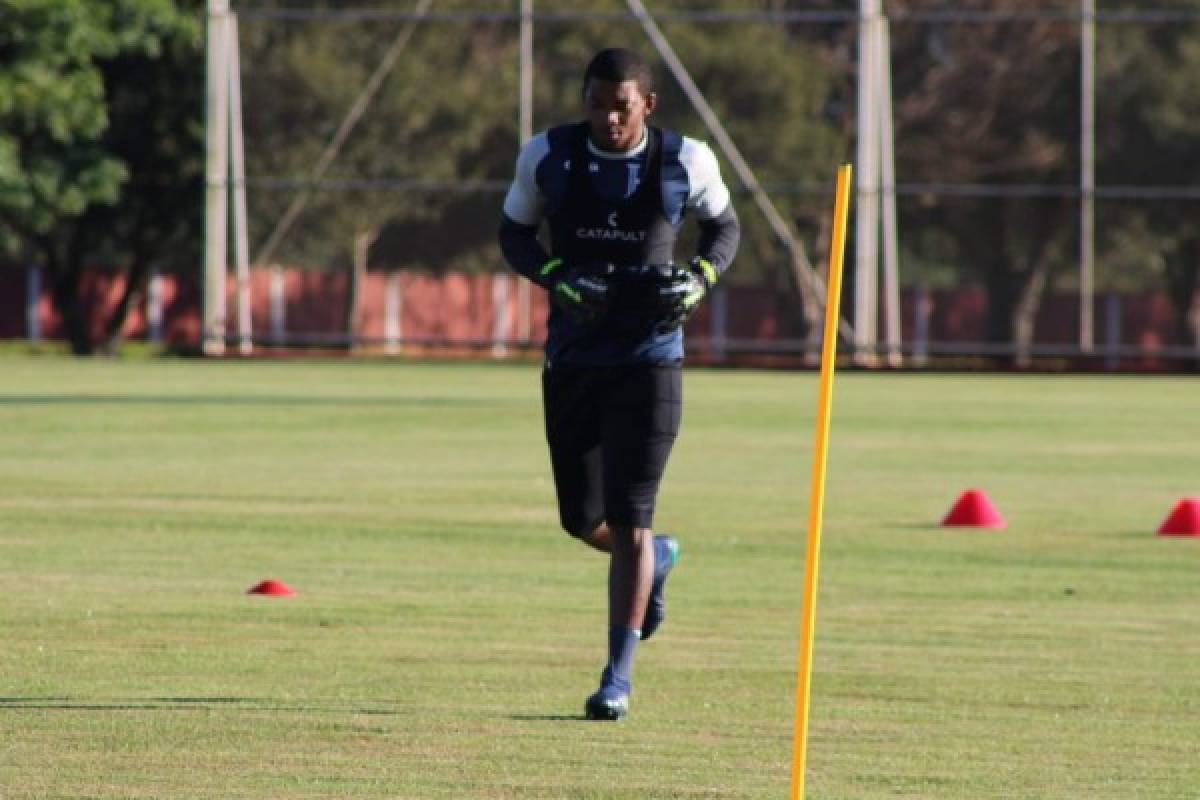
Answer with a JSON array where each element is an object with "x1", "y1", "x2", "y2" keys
[{"x1": 789, "y1": 163, "x2": 853, "y2": 800}]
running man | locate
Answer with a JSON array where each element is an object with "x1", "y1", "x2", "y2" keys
[{"x1": 498, "y1": 47, "x2": 740, "y2": 720}]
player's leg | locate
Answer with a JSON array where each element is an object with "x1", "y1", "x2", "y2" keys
[
  {"x1": 576, "y1": 524, "x2": 677, "y2": 639},
  {"x1": 585, "y1": 364, "x2": 683, "y2": 720},
  {"x1": 607, "y1": 364, "x2": 683, "y2": 641},
  {"x1": 608, "y1": 524, "x2": 655, "y2": 629},
  {"x1": 543, "y1": 365, "x2": 605, "y2": 540},
  {"x1": 544, "y1": 365, "x2": 633, "y2": 720},
  {"x1": 584, "y1": 521, "x2": 652, "y2": 720}
]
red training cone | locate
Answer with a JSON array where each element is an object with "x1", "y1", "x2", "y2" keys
[
  {"x1": 247, "y1": 579, "x2": 297, "y2": 597},
  {"x1": 941, "y1": 489, "x2": 1006, "y2": 529},
  {"x1": 1157, "y1": 498, "x2": 1200, "y2": 537}
]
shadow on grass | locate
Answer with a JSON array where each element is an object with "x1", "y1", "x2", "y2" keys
[
  {"x1": 0, "y1": 697, "x2": 406, "y2": 715},
  {"x1": 898, "y1": 525, "x2": 1174, "y2": 540},
  {"x1": 0, "y1": 394, "x2": 497, "y2": 408},
  {"x1": 507, "y1": 713, "x2": 589, "y2": 722},
  {"x1": 1117, "y1": 529, "x2": 1192, "y2": 541}
]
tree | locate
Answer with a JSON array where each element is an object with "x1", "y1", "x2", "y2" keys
[
  {"x1": 1095, "y1": 10, "x2": 1200, "y2": 357},
  {"x1": 238, "y1": 0, "x2": 520, "y2": 275},
  {"x1": 236, "y1": 0, "x2": 844, "y2": 341},
  {"x1": 887, "y1": 0, "x2": 1081, "y2": 361},
  {"x1": 87, "y1": 0, "x2": 204, "y2": 353},
  {"x1": 0, "y1": 0, "x2": 203, "y2": 354}
]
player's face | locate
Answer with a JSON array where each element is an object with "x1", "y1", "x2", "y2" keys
[{"x1": 584, "y1": 78, "x2": 657, "y2": 152}]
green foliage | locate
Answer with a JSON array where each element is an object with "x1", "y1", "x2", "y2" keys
[
  {"x1": 80, "y1": 0, "x2": 204, "y2": 273},
  {"x1": 240, "y1": 0, "x2": 520, "y2": 271},
  {"x1": 0, "y1": 0, "x2": 188, "y2": 243},
  {"x1": 4, "y1": 1, "x2": 1199, "y2": 348},
  {"x1": 0, "y1": 0, "x2": 203, "y2": 352},
  {"x1": 1, "y1": 0, "x2": 123, "y2": 250},
  {"x1": 884, "y1": 1, "x2": 1200, "y2": 344},
  {"x1": 227, "y1": 2, "x2": 1200, "y2": 345},
  {"x1": 238, "y1": 0, "x2": 843, "y2": 280},
  {"x1": 1094, "y1": 14, "x2": 1200, "y2": 336},
  {"x1": 886, "y1": 3, "x2": 1084, "y2": 342}
]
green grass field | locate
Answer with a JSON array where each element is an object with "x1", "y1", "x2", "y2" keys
[{"x1": 1, "y1": 356, "x2": 1197, "y2": 798}]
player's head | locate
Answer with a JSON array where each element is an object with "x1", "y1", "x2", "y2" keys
[{"x1": 582, "y1": 48, "x2": 657, "y2": 152}]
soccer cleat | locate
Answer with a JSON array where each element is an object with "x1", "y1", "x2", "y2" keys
[
  {"x1": 585, "y1": 686, "x2": 629, "y2": 721},
  {"x1": 641, "y1": 534, "x2": 679, "y2": 640}
]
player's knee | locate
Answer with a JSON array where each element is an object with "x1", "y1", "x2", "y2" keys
[{"x1": 560, "y1": 511, "x2": 601, "y2": 540}]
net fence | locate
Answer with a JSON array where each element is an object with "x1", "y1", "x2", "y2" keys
[{"x1": 213, "y1": 0, "x2": 1200, "y2": 366}]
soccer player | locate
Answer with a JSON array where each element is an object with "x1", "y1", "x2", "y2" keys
[{"x1": 498, "y1": 47, "x2": 740, "y2": 720}]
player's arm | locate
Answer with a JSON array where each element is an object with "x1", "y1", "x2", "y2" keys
[
  {"x1": 684, "y1": 139, "x2": 740, "y2": 289},
  {"x1": 653, "y1": 140, "x2": 742, "y2": 332},
  {"x1": 694, "y1": 204, "x2": 740, "y2": 288},
  {"x1": 498, "y1": 134, "x2": 562, "y2": 289},
  {"x1": 499, "y1": 215, "x2": 556, "y2": 289}
]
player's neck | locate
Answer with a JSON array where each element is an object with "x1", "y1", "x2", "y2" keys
[{"x1": 587, "y1": 127, "x2": 648, "y2": 160}]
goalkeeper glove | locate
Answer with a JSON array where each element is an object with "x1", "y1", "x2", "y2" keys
[
  {"x1": 655, "y1": 257, "x2": 717, "y2": 333},
  {"x1": 549, "y1": 262, "x2": 613, "y2": 326}
]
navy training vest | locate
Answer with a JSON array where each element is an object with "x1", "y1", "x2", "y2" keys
[{"x1": 539, "y1": 123, "x2": 690, "y2": 367}]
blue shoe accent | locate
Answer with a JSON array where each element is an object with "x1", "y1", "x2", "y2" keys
[
  {"x1": 585, "y1": 684, "x2": 629, "y2": 720},
  {"x1": 641, "y1": 534, "x2": 679, "y2": 640}
]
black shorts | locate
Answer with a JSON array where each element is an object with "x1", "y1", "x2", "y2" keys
[{"x1": 542, "y1": 364, "x2": 683, "y2": 535}]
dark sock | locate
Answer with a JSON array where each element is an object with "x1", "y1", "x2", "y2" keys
[{"x1": 600, "y1": 624, "x2": 640, "y2": 695}]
